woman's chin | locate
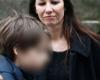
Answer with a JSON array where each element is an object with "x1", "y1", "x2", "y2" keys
[{"x1": 44, "y1": 22, "x2": 58, "y2": 26}]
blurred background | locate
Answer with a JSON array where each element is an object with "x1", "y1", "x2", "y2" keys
[{"x1": 0, "y1": 0, "x2": 100, "y2": 34}]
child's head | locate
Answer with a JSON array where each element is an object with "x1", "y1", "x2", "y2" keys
[{"x1": 0, "y1": 14, "x2": 51, "y2": 72}]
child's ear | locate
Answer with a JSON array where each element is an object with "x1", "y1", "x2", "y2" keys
[{"x1": 13, "y1": 47, "x2": 19, "y2": 56}]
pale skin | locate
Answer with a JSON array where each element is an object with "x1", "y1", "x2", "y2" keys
[
  {"x1": 35, "y1": 0, "x2": 69, "y2": 52},
  {"x1": 0, "y1": 75, "x2": 3, "y2": 80}
]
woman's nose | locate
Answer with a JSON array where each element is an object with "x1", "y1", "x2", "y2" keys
[{"x1": 45, "y1": 3, "x2": 53, "y2": 14}]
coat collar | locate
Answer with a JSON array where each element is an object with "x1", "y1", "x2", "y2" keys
[{"x1": 70, "y1": 34, "x2": 91, "y2": 57}]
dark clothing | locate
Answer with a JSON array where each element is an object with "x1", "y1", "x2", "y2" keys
[
  {"x1": 0, "y1": 55, "x2": 28, "y2": 80},
  {"x1": 22, "y1": 70, "x2": 34, "y2": 80},
  {"x1": 46, "y1": 51, "x2": 70, "y2": 80},
  {"x1": 35, "y1": 34, "x2": 100, "y2": 80}
]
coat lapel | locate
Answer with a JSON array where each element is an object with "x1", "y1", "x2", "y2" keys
[
  {"x1": 70, "y1": 34, "x2": 91, "y2": 57},
  {"x1": 69, "y1": 34, "x2": 91, "y2": 80}
]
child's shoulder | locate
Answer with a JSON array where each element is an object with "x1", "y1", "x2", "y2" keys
[
  {"x1": 0, "y1": 55, "x2": 15, "y2": 80},
  {"x1": 0, "y1": 55, "x2": 13, "y2": 74},
  {"x1": 0, "y1": 55, "x2": 25, "y2": 80}
]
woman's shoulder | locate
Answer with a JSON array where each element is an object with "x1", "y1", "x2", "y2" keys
[
  {"x1": 81, "y1": 34, "x2": 100, "y2": 53},
  {"x1": 71, "y1": 33, "x2": 100, "y2": 57},
  {"x1": 76, "y1": 33, "x2": 100, "y2": 48},
  {"x1": 81, "y1": 34, "x2": 100, "y2": 55},
  {"x1": 91, "y1": 38, "x2": 100, "y2": 54}
]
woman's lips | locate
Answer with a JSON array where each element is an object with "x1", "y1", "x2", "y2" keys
[
  {"x1": 43, "y1": 16, "x2": 56, "y2": 20},
  {"x1": 44, "y1": 16, "x2": 55, "y2": 17}
]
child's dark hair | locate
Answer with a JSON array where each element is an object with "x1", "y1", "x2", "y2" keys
[{"x1": 0, "y1": 14, "x2": 50, "y2": 60}]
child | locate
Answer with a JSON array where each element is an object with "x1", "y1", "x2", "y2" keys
[{"x1": 0, "y1": 14, "x2": 51, "y2": 80}]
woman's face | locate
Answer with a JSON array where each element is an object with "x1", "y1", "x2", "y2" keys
[{"x1": 35, "y1": 0, "x2": 64, "y2": 26}]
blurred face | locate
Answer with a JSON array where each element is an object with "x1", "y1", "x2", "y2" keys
[
  {"x1": 14, "y1": 37, "x2": 51, "y2": 72},
  {"x1": 35, "y1": 0, "x2": 64, "y2": 26}
]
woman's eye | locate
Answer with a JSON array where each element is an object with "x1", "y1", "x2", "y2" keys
[
  {"x1": 51, "y1": 1, "x2": 59, "y2": 5},
  {"x1": 38, "y1": 2, "x2": 46, "y2": 6}
]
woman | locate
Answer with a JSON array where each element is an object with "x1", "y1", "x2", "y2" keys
[
  {"x1": 29, "y1": 0, "x2": 100, "y2": 80},
  {"x1": 0, "y1": 14, "x2": 51, "y2": 80}
]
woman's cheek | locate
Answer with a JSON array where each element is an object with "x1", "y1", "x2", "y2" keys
[{"x1": 36, "y1": 6, "x2": 44, "y2": 16}]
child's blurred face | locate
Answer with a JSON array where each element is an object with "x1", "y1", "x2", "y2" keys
[{"x1": 14, "y1": 37, "x2": 51, "y2": 72}]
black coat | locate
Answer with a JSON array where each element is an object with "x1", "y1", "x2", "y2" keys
[{"x1": 35, "y1": 34, "x2": 100, "y2": 80}]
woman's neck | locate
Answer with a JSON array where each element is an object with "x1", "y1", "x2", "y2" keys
[{"x1": 46, "y1": 22, "x2": 64, "y2": 41}]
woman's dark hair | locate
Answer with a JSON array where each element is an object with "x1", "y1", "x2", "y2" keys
[
  {"x1": 0, "y1": 14, "x2": 50, "y2": 60},
  {"x1": 29, "y1": 0, "x2": 100, "y2": 46}
]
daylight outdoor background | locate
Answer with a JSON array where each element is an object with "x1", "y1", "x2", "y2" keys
[{"x1": 0, "y1": 0, "x2": 100, "y2": 34}]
